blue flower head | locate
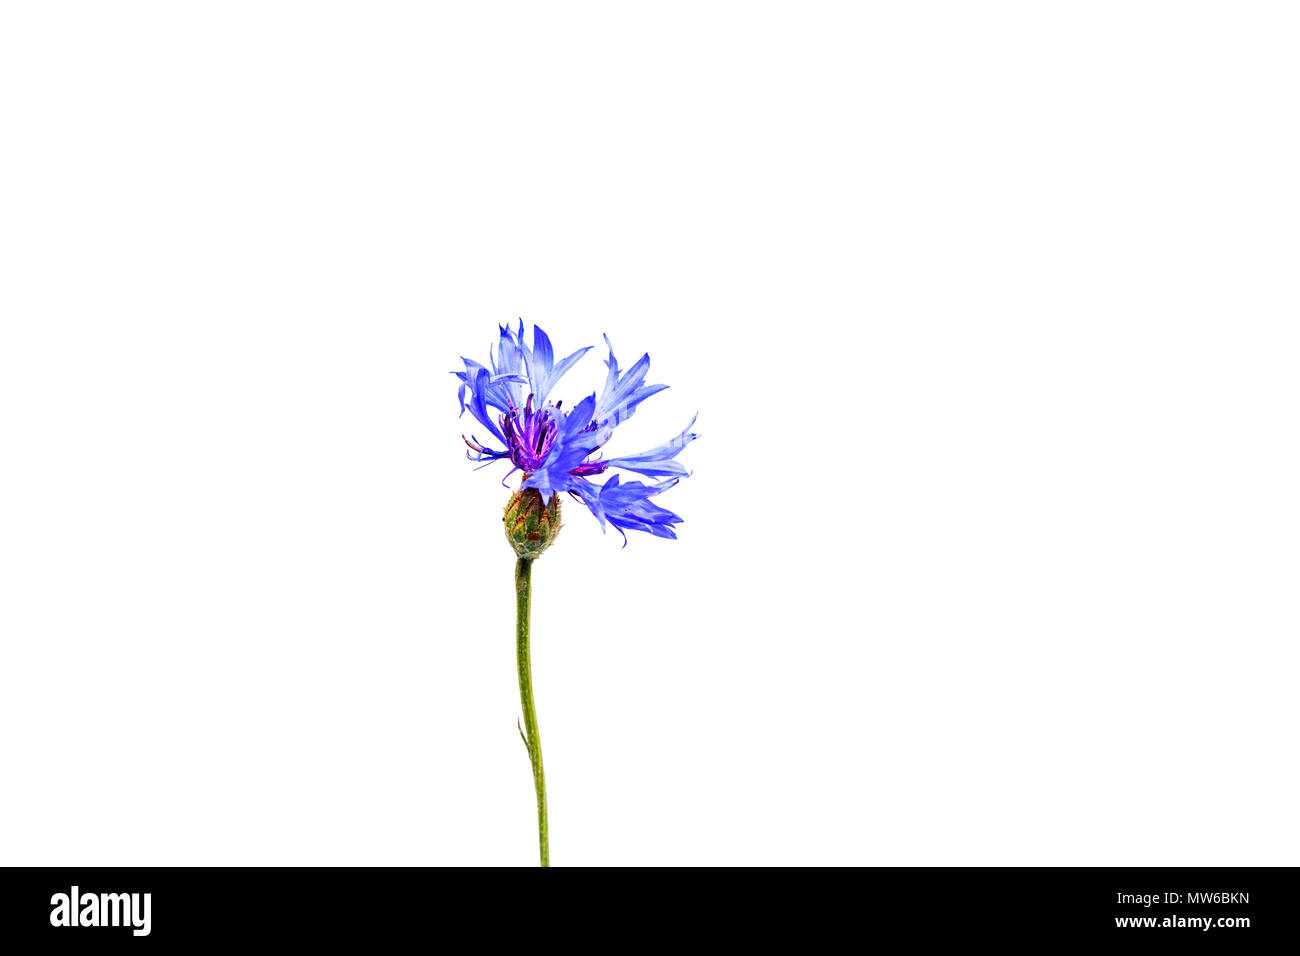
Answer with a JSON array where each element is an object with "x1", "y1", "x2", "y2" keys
[{"x1": 455, "y1": 321, "x2": 697, "y2": 545}]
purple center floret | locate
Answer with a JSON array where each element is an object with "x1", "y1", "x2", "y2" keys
[{"x1": 500, "y1": 394, "x2": 608, "y2": 478}]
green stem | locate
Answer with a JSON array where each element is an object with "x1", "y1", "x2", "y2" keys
[{"x1": 515, "y1": 556, "x2": 549, "y2": 867}]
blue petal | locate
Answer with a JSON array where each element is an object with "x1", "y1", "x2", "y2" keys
[
  {"x1": 459, "y1": 365, "x2": 509, "y2": 446},
  {"x1": 546, "y1": 347, "x2": 592, "y2": 400},
  {"x1": 561, "y1": 393, "x2": 598, "y2": 435},
  {"x1": 493, "y1": 323, "x2": 526, "y2": 407},
  {"x1": 596, "y1": 335, "x2": 666, "y2": 429},
  {"x1": 522, "y1": 324, "x2": 591, "y2": 406},
  {"x1": 525, "y1": 325, "x2": 554, "y2": 396},
  {"x1": 606, "y1": 414, "x2": 699, "y2": 477},
  {"x1": 573, "y1": 473, "x2": 684, "y2": 544},
  {"x1": 458, "y1": 357, "x2": 524, "y2": 414}
]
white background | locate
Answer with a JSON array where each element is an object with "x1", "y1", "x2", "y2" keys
[{"x1": 2, "y1": 3, "x2": 1297, "y2": 866}]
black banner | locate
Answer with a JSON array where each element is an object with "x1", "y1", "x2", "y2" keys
[{"x1": 0, "y1": 867, "x2": 1293, "y2": 945}]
